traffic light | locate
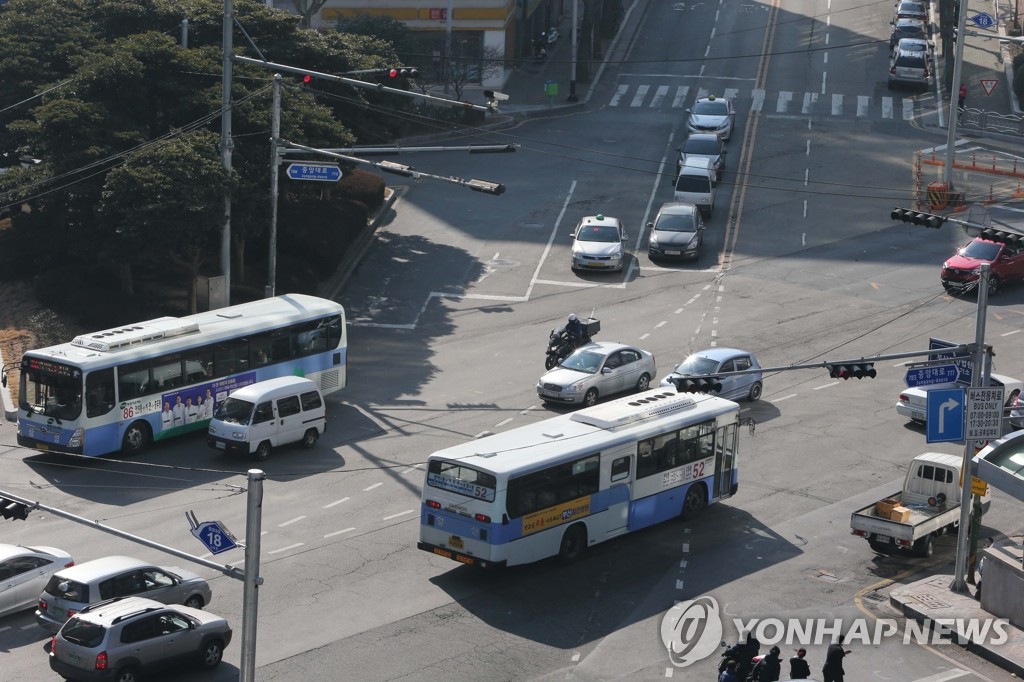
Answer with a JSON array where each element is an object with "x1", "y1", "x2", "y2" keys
[
  {"x1": 0, "y1": 496, "x2": 30, "y2": 521},
  {"x1": 891, "y1": 207, "x2": 945, "y2": 229},
  {"x1": 978, "y1": 228, "x2": 1024, "y2": 247},
  {"x1": 388, "y1": 67, "x2": 419, "y2": 80},
  {"x1": 670, "y1": 376, "x2": 723, "y2": 394},
  {"x1": 827, "y1": 363, "x2": 877, "y2": 380}
]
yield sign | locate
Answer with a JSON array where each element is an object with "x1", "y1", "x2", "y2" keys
[{"x1": 980, "y1": 79, "x2": 999, "y2": 96}]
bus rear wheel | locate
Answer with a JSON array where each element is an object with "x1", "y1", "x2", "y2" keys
[
  {"x1": 121, "y1": 421, "x2": 151, "y2": 455},
  {"x1": 557, "y1": 524, "x2": 587, "y2": 564},
  {"x1": 681, "y1": 484, "x2": 707, "y2": 520}
]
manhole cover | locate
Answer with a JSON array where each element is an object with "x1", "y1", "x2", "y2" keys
[
  {"x1": 916, "y1": 594, "x2": 951, "y2": 609},
  {"x1": 816, "y1": 573, "x2": 842, "y2": 583}
]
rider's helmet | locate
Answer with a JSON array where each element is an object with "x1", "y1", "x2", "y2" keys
[{"x1": 568, "y1": 313, "x2": 577, "y2": 322}]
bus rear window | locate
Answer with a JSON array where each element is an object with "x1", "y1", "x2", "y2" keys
[{"x1": 427, "y1": 460, "x2": 497, "y2": 502}]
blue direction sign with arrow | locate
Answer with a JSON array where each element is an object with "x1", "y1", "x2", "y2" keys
[
  {"x1": 188, "y1": 514, "x2": 239, "y2": 555},
  {"x1": 286, "y1": 163, "x2": 342, "y2": 182},
  {"x1": 926, "y1": 387, "x2": 965, "y2": 443},
  {"x1": 905, "y1": 363, "x2": 959, "y2": 388}
]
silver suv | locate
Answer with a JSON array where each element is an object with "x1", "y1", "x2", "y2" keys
[
  {"x1": 888, "y1": 46, "x2": 929, "y2": 89},
  {"x1": 36, "y1": 555, "x2": 212, "y2": 634},
  {"x1": 48, "y1": 596, "x2": 231, "y2": 682}
]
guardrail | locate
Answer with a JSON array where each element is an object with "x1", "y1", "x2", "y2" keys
[{"x1": 958, "y1": 106, "x2": 1024, "y2": 136}]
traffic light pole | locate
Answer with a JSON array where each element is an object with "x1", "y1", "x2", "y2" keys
[
  {"x1": 952, "y1": 263, "x2": 991, "y2": 593},
  {"x1": 943, "y1": 0, "x2": 970, "y2": 190}
]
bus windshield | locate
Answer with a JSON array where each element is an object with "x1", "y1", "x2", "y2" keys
[
  {"x1": 427, "y1": 460, "x2": 497, "y2": 502},
  {"x1": 19, "y1": 359, "x2": 83, "y2": 421},
  {"x1": 214, "y1": 397, "x2": 255, "y2": 425}
]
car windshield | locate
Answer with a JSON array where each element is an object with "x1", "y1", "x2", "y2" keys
[
  {"x1": 683, "y1": 139, "x2": 720, "y2": 155},
  {"x1": 577, "y1": 225, "x2": 620, "y2": 242},
  {"x1": 898, "y1": 2, "x2": 925, "y2": 13},
  {"x1": 895, "y1": 55, "x2": 925, "y2": 68},
  {"x1": 655, "y1": 214, "x2": 697, "y2": 233},
  {"x1": 214, "y1": 397, "x2": 255, "y2": 424},
  {"x1": 693, "y1": 100, "x2": 728, "y2": 116},
  {"x1": 959, "y1": 240, "x2": 1001, "y2": 261},
  {"x1": 561, "y1": 350, "x2": 606, "y2": 374},
  {"x1": 675, "y1": 176, "x2": 710, "y2": 192},
  {"x1": 673, "y1": 355, "x2": 720, "y2": 375},
  {"x1": 895, "y1": 22, "x2": 924, "y2": 35},
  {"x1": 899, "y1": 40, "x2": 927, "y2": 52}
]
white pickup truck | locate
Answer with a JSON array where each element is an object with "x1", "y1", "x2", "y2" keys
[{"x1": 850, "y1": 452, "x2": 990, "y2": 557}]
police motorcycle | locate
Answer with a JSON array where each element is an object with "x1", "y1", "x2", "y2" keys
[{"x1": 545, "y1": 310, "x2": 599, "y2": 370}]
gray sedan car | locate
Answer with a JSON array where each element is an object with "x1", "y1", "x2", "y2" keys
[
  {"x1": 659, "y1": 348, "x2": 763, "y2": 401},
  {"x1": 648, "y1": 202, "x2": 704, "y2": 260},
  {"x1": 0, "y1": 544, "x2": 74, "y2": 618},
  {"x1": 537, "y1": 341, "x2": 656, "y2": 407}
]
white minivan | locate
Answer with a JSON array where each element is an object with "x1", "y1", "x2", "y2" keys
[
  {"x1": 207, "y1": 376, "x2": 326, "y2": 460},
  {"x1": 673, "y1": 157, "x2": 717, "y2": 217}
]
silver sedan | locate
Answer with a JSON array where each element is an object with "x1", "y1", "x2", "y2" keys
[
  {"x1": 0, "y1": 544, "x2": 74, "y2": 618},
  {"x1": 537, "y1": 342, "x2": 656, "y2": 407}
]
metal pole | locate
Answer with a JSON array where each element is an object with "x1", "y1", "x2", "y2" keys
[
  {"x1": 239, "y1": 469, "x2": 265, "y2": 682},
  {"x1": 180, "y1": 18, "x2": 188, "y2": 48},
  {"x1": 267, "y1": 74, "x2": 281, "y2": 299},
  {"x1": 952, "y1": 263, "x2": 990, "y2": 592},
  {"x1": 220, "y1": 0, "x2": 234, "y2": 306},
  {"x1": 568, "y1": 0, "x2": 578, "y2": 101},
  {"x1": 943, "y1": 0, "x2": 970, "y2": 190},
  {"x1": 444, "y1": 0, "x2": 453, "y2": 95}
]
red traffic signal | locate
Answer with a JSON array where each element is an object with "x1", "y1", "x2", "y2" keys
[
  {"x1": 827, "y1": 363, "x2": 876, "y2": 380},
  {"x1": 302, "y1": 74, "x2": 312, "y2": 84},
  {"x1": 387, "y1": 67, "x2": 419, "y2": 79}
]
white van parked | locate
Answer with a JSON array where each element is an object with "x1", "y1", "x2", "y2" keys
[
  {"x1": 207, "y1": 376, "x2": 326, "y2": 460},
  {"x1": 673, "y1": 157, "x2": 717, "y2": 217}
]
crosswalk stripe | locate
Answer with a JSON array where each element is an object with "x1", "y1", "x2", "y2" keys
[
  {"x1": 802, "y1": 92, "x2": 817, "y2": 114},
  {"x1": 672, "y1": 85, "x2": 689, "y2": 108},
  {"x1": 751, "y1": 89, "x2": 765, "y2": 112},
  {"x1": 610, "y1": 84, "x2": 628, "y2": 106},
  {"x1": 631, "y1": 84, "x2": 649, "y2": 107},
  {"x1": 607, "y1": 84, "x2": 928, "y2": 118},
  {"x1": 650, "y1": 84, "x2": 670, "y2": 108},
  {"x1": 777, "y1": 91, "x2": 793, "y2": 113},
  {"x1": 857, "y1": 95, "x2": 870, "y2": 117}
]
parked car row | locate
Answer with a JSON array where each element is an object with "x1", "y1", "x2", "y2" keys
[
  {"x1": 888, "y1": 0, "x2": 931, "y2": 90},
  {"x1": 0, "y1": 545, "x2": 229, "y2": 680}
]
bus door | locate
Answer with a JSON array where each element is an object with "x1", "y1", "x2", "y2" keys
[
  {"x1": 713, "y1": 423, "x2": 738, "y2": 500},
  {"x1": 601, "y1": 446, "x2": 634, "y2": 538}
]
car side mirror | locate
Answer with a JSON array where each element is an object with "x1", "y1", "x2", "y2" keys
[
  {"x1": 675, "y1": 146, "x2": 682, "y2": 152},
  {"x1": 721, "y1": 149, "x2": 728, "y2": 155},
  {"x1": 621, "y1": 233, "x2": 629, "y2": 241},
  {"x1": 647, "y1": 221, "x2": 654, "y2": 228},
  {"x1": 602, "y1": 367, "x2": 613, "y2": 374}
]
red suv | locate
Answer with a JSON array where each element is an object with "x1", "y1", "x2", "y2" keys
[{"x1": 941, "y1": 237, "x2": 1024, "y2": 295}]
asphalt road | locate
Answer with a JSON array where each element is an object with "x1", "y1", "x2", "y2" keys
[{"x1": 3, "y1": 0, "x2": 1024, "y2": 680}]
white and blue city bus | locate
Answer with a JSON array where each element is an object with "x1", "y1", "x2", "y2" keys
[
  {"x1": 9, "y1": 294, "x2": 346, "y2": 456},
  {"x1": 418, "y1": 388, "x2": 740, "y2": 568}
]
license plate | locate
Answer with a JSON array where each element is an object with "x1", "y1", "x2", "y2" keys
[
  {"x1": 36, "y1": 443, "x2": 50, "y2": 451},
  {"x1": 449, "y1": 535, "x2": 464, "y2": 549},
  {"x1": 68, "y1": 653, "x2": 81, "y2": 666},
  {"x1": 665, "y1": 250, "x2": 681, "y2": 255},
  {"x1": 541, "y1": 389, "x2": 560, "y2": 397},
  {"x1": 875, "y1": 534, "x2": 891, "y2": 543},
  {"x1": 215, "y1": 441, "x2": 226, "y2": 449},
  {"x1": 51, "y1": 606, "x2": 66, "y2": 619}
]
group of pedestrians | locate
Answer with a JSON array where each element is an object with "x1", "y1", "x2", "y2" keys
[{"x1": 719, "y1": 634, "x2": 851, "y2": 682}]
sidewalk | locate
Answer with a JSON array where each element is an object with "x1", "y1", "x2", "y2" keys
[{"x1": 890, "y1": 569, "x2": 1024, "y2": 676}]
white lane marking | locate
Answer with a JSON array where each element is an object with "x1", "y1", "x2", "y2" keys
[
  {"x1": 1002, "y1": 329, "x2": 1022, "y2": 336},
  {"x1": 857, "y1": 95, "x2": 869, "y2": 117},
  {"x1": 631, "y1": 84, "x2": 650, "y2": 107},
  {"x1": 814, "y1": 382, "x2": 840, "y2": 390},
  {"x1": 903, "y1": 97, "x2": 914, "y2": 120},
  {"x1": 802, "y1": 92, "x2": 817, "y2": 114},
  {"x1": 383, "y1": 509, "x2": 416, "y2": 521},
  {"x1": 831, "y1": 93, "x2": 843, "y2": 115},
  {"x1": 363, "y1": 482, "x2": 383, "y2": 492},
  {"x1": 324, "y1": 528, "x2": 356, "y2": 538},
  {"x1": 495, "y1": 417, "x2": 513, "y2": 427},
  {"x1": 724, "y1": 87, "x2": 739, "y2": 100},
  {"x1": 610, "y1": 84, "x2": 628, "y2": 106},
  {"x1": 672, "y1": 85, "x2": 690, "y2": 108},
  {"x1": 268, "y1": 543, "x2": 304, "y2": 555},
  {"x1": 278, "y1": 516, "x2": 306, "y2": 527},
  {"x1": 777, "y1": 91, "x2": 793, "y2": 113},
  {"x1": 751, "y1": 89, "x2": 765, "y2": 112},
  {"x1": 881, "y1": 96, "x2": 893, "y2": 119},
  {"x1": 651, "y1": 84, "x2": 670, "y2": 108},
  {"x1": 774, "y1": 394, "x2": 798, "y2": 402},
  {"x1": 323, "y1": 497, "x2": 350, "y2": 508}
]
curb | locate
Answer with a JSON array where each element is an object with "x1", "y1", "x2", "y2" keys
[
  {"x1": 890, "y1": 587, "x2": 1024, "y2": 677},
  {"x1": 318, "y1": 186, "x2": 404, "y2": 301}
]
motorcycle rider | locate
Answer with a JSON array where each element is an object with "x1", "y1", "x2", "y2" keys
[{"x1": 565, "y1": 313, "x2": 586, "y2": 348}]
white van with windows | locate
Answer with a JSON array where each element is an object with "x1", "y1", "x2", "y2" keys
[
  {"x1": 673, "y1": 157, "x2": 717, "y2": 217},
  {"x1": 207, "y1": 376, "x2": 326, "y2": 460}
]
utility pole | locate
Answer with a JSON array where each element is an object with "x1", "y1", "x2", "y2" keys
[
  {"x1": 220, "y1": 0, "x2": 234, "y2": 306},
  {"x1": 943, "y1": 0, "x2": 970, "y2": 190},
  {"x1": 267, "y1": 74, "x2": 281, "y2": 298},
  {"x1": 951, "y1": 263, "x2": 991, "y2": 592},
  {"x1": 240, "y1": 469, "x2": 265, "y2": 682},
  {"x1": 568, "y1": 0, "x2": 579, "y2": 101}
]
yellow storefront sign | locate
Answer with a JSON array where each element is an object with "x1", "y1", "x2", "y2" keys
[{"x1": 522, "y1": 496, "x2": 591, "y2": 536}]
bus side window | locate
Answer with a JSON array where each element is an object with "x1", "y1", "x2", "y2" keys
[
  {"x1": 610, "y1": 455, "x2": 631, "y2": 482},
  {"x1": 118, "y1": 364, "x2": 150, "y2": 401},
  {"x1": 214, "y1": 339, "x2": 249, "y2": 376},
  {"x1": 86, "y1": 368, "x2": 115, "y2": 417}
]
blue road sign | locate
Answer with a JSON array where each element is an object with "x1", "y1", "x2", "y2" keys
[
  {"x1": 905, "y1": 363, "x2": 960, "y2": 388},
  {"x1": 971, "y1": 12, "x2": 995, "y2": 29},
  {"x1": 191, "y1": 521, "x2": 238, "y2": 555},
  {"x1": 926, "y1": 387, "x2": 966, "y2": 443},
  {"x1": 286, "y1": 163, "x2": 342, "y2": 182},
  {"x1": 928, "y1": 338, "x2": 972, "y2": 385}
]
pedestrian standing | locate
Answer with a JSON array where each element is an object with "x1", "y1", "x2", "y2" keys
[
  {"x1": 789, "y1": 648, "x2": 811, "y2": 679},
  {"x1": 958, "y1": 83, "x2": 967, "y2": 108},
  {"x1": 752, "y1": 646, "x2": 782, "y2": 681},
  {"x1": 822, "y1": 635, "x2": 851, "y2": 682},
  {"x1": 718, "y1": 660, "x2": 740, "y2": 682}
]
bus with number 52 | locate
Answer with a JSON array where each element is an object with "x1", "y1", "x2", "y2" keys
[
  {"x1": 418, "y1": 388, "x2": 741, "y2": 568},
  {"x1": 5, "y1": 294, "x2": 346, "y2": 457}
]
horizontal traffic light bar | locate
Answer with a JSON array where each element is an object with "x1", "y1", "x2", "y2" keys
[{"x1": 891, "y1": 207, "x2": 946, "y2": 228}]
